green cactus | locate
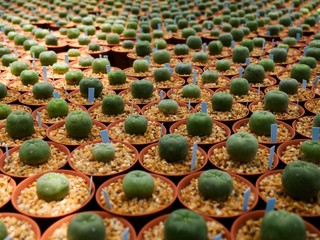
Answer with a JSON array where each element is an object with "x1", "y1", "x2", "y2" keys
[
  {"x1": 305, "y1": 47, "x2": 320, "y2": 61},
  {"x1": 181, "y1": 28, "x2": 196, "y2": 38},
  {"x1": 10, "y1": 61, "x2": 30, "y2": 77},
  {"x1": 198, "y1": 170, "x2": 234, "y2": 200},
  {"x1": 215, "y1": 60, "x2": 231, "y2": 72},
  {"x1": 218, "y1": 33, "x2": 233, "y2": 47},
  {"x1": 173, "y1": 44, "x2": 190, "y2": 56},
  {"x1": 52, "y1": 63, "x2": 69, "y2": 75},
  {"x1": 19, "y1": 139, "x2": 51, "y2": 165},
  {"x1": 1, "y1": 54, "x2": 18, "y2": 67},
  {"x1": 65, "y1": 70, "x2": 84, "y2": 86},
  {"x1": 158, "y1": 99, "x2": 179, "y2": 115},
  {"x1": 124, "y1": 114, "x2": 148, "y2": 135},
  {"x1": 290, "y1": 64, "x2": 311, "y2": 83},
  {"x1": 258, "y1": 59, "x2": 275, "y2": 72},
  {"x1": 92, "y1": 142, "x2": 115, "y2": 162},
  {"x1": 46, "y1": 98, "x2": 69, "y2": 118},
  {"x1": 88, "y1": 42, "x2": 101, "y2": 52},
  {"x1": 79, "y1": 78, "x2": 103, "y2": 98},
  {"x1": 313, "y1": 113, "x2": 320, "y2": 127},
  {"x1": 108, "y1": 70, "x2": 126, "y2": 85},
  {"x1": 231, "y1": 28, "x2": 244, "y2": 42},
  {"x1": 208, "y1": 40, "x2": 223, "y2": 55},
  {"x1": 229, "y1": 78, "x2": 250, "y2": 96},
  {"x1": 232, "y1": 46, "x2": 249, "y2": 63},
  {"x1": 264, "y1": 90, "x2": 289, "y2": 113},
  {"x1": 282, "y1": 160, "x2": 320, "y2": 200},
  {"x1": 244, "y1": 64, "x2": 265, "y2": 83},
  {"x1": 187, "y1": 112, "x2": 212, "y2": 136},
  {"x1": 201, "y1": 70, "x2": 218, "y2": 84},
  {"x1": 131, "y1": 79, "x2": 154, "y2": 99},
  {"x1": 270, "y1": 48, "x2": 287, "y2": 63},
  {"x1": 91, "y1": 58, "x2": 110, "y2": 74},
  {"x1": 122, "y1": 40, "x2": 134, "y2": 49},
  {"x1": 211, "y1": 92, "x2": 233, "y2": 111},
  {"x1": 279, "y1": 78, "x2": 299, "y2": 95},
  {"x1": 300, "y1": 140, "x2": 320, "y2": 164},
  {"x1": 182, "y1": 84, "x2": 201, "y2": 98},
  {"x1": 154, "y1": 68, "x2": 171, "y2": 82},
  {"x1": 175, "y1": 62, "x2": 192, "y2": 75},
  {"x1": 0, "y1": 83, "x2": 7, "y2": 100},
  {"x1": 158, "y1": 134, "x2": 189, "y2": 162},
  {"x1": 135, "y1": 41, "x2": 152, "y2": 57},
  {"x1": 65, "y1": 110, "x2": 93, "y2": 139},
  {"x1": 299, "y1": 57, "x2": 317, "y2": 69},
  {"x1": 101, "y1": 94, "x2": 125, "y2": 115},
  {"x1": 241, "y1": 39, "x2": 254, "y2": 52},
  {"x1": 249, "y1": 111, "x2": 277, "y2": 136},
  {"x1": 45, "y1": 34, "x2": 58, "y2": 46},
  {"x1": 20, "y1": 70, "x2": 39, "y2": 85},
  {"x1": 0, "y1": 104, "x2": 11, "y2": 120},
  {"x1": 0, "y1": 220, "x2": 7, "y2": 240},
  {"x1": 186, "y1": 36, "x2": 202, "y2": 50},
  {"x1": 133, "y1": 59, "x2": 149, "y2": 73},
  {"x1": 153, "y1": 50, "x2": 171, "y2": 64},
  {"x1": 6, "y1": 111, "x2": 35, "y2": 139},
  {"x1": 39, "y1": 51, "x2": 57, "y2": 66},
  {"x1": 79, "y1": 56, "x2": 94, "y2": 67}
]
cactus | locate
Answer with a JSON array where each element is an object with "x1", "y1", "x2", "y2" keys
[
  {"x1": 282, "y1": 160, "x2": 320, "y2": 200},
  {"x1": 231, "y1": 28, "x2": 244, "y2": 42},
  {"x1": 267, "y1": 25, "x2": 280, "y2": 36},
  {"x1": 1, "y1": 54, "x2": 18, "y2": 67},
  {"x1": 39, "y1": 51, "x2": 57, "y2": 66},
  {"x1": 135, "y1": 41, "x2": 152, "y2": 57},
  {"x1": 133, "y1": 59, "x2": 149, "y2": 73},
  {"x1": 305, "y1": 47, "x2": 320, "y2": 61},
  {"x1": 299, "y1": 57, "x2": 317, "y2": 69},
  {"x1": 6, "y1": 111, "x2": 35, "y2": 139},
  {"x1": 270, "y1": 48, "x2": 287, "y2": 63},
  {"x1": 91, "y1": 58, "x2": 110, "y2": 74},
  {"x1": 92, "y1": 142, "x2": 115, "y2": 162},
  {"x1": 288, "y1": 27, "x2": 303, "y2": 38},
  {"x1": 32, "y1": 82, "x2": 54, "y2": 99},
  {"x1": 19, "y1": 139, "x2": 51, "y2": 165},
  {"x1": 279, "y1": 78, "x2": 299, "y2": 94},
  {"x1": 164, "y1": 209, "x2": 207, "y2": 240},
  {"x1": 46, "y1": 98, "x2": 69, "y2": 117},
  {"x1": 232, "y1": 46, "x2": 249, "y2": 63},
  {"x1": 131, "y1": 79, "x2": 154, "y2": 99},
  {"x1": 108, "y1": 70, "x2": 126, "y2": 85},
  {"x1": 154, "y1": 68, "x2": 171, "y2": 82},
  {"x1": 124, "y1": 114, "x2": 148, "y2": 135},
  {"x1": 264, "y1": 90, "x2": 289, "y2": 113},
  {"x1": 201, "y1": 70, "x2": 218, "y2": 84},
  {"x1": 0, "y1": 220, "x2": 7, "y2": 240},
  {"x1": 260, "y1": 210, "x2": 306, "y2": 240},
  {"x1": 45, "y1": 34, "x2": 58, "y2": 46},
  {"x1": 52, "y1": 62, "x2": 69, "y2": 75},
  {"x1": 0, "y1": 104, "x2": 11, "y2": 120},
  {"x1": 36, "y1": 172, "x2": 69, "y2": 202},
  {"x1": 88, "y1": 42, "x2": 101, "y2": 52},
  {"x1": 241, "y1": 39, "x2": 254, "y2": 52},
  {"x1": 208, "y1": 40, "x2": 223, "y2": 55},
  {"x1": 101, "y1": 94, "x2": 125, "y2": 115},
  {"x1": 78, "y1": 35, "x2": 91, "y2": 45},
  {"x1": 249, "y1": 111, "x2": 277, "y2": 136},
  {"x1": 79, "y1": 56, "x2": 94, "y2": 67},
  {"x1": 211, "y1": 92, "x2": 233, "y2": 111},
  {"x1": 198, "y1": 170, "x2": 234, "y2": 200},
  {"x1": 258, "y1": 59, "x2": 275, "y2": 72},
  {"x1": 20, "y1": 70, "x2": 39, "y2": 85},
  {"x1": 187, "y1": 112, "x2": 212, "y2": 136},
  {"x1": 229, "y1": 78, "x2": 250, "y2": 96},
  {"x1": 290, "y1": 64, "x2": 311, "y2": 83},
  {"x1": 218, "y1": 33, "x2": 233, "y2": 47},
  {"x1": 158, "y1": 99, "x2": 179, "y2": 115},
  {"x1": 122, "y1": 40, "x2": 134, "y2": 49},
  {"x1": 300, "y1": 140, "x2": 320, "y2": 164},
  {"x1": 106, "y1": 33, "x2": 120, "y2": 44},
  {"x1": 244, "y1": 64, "x2": 265, "y2": 84},
  {"x1": 0, "y1": 83, "x2": 7, "y2": 100},
  {"x1": 65, "y1": 110, "x2": 93, "y2": 139},
  {"x1": 67, "y1": 213, "x2": 106, "y2": 240},
  {"x1": 174, "y1": 44, "x2": 190, "y2": 56},
  {"x1": 10, "y1": 61, "x2": 29, "y2": 77},
  {"x1": 123, "y1": 170, "x2": 154, "y2": 199},
  {"x1": 158, "y1": 134, "x2": 189, "y2": 162},
  {"x1": 65, "y1": 70, "x2": 84, "y2": 86},
  {"x1": 175, "y1": 62, "x2": 192, "y2": 75},
  {"x1": 181, "y1": 28, "x2": 196, "y2": 38},
  {"x1": 153, "y1": 50, "x2": 171, "y2": 64},
  {"x1": 186, "y1": 36, "x2": 202, "y2": 50},
  {"x1": 215, "y1": 59, "x2": 230, "y2": 72},
  {"x1": 283, "y1": 37, "x2": 297, "y2": 46},
  {"x1": 313, "y1": 113, "x2": 320, "y2": 127},
  {"x1": 192, "y1": 51, "x2": 208, "y2": 64},
  {"x1": 182, "y1": 84, "x2": 201, "y2": 98}
]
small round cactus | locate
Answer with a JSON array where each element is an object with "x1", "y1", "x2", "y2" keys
[
  {"x1": 226, "y1": 132, "x2": 259, "y2": 163},
  {"x1": 79, "y1": 56, "x2": 94, "y2": 67},
  {"x1": 249, "y1": 111, "x2": 277, "y2": 136},
  {"x1": 46, "y1": 98, "x2": 69, "y2": 118},
  {"x1": 152, "y1": 50, "x2": 171, "y2": 64},
  {"x1": 215, "y1": 60, "x2": 231, "y2": 72},
  {"x1": 186, "y1": 36, "x2": 202, "y2": 50},
  {"x1": 158, "y1": 99, "x2": 179, "y2": 115},
  {"x1": 299, "y1": 57, "x2": 317, "y2": 69},
  {"x1": 154, "y1": 68, "x2": 171, "y2": 82},
  {"x1": 229, "y1": 78, "x2": 250, "y2": 96},
  {"x1": 52, "y1": 62, "x2": 69, "y2": 75},
  {"x1": 65, "y1": 110, "x2": 93, "y2": 139},
  {"x1": 101, "y1": 94, "x2": 125, "y2": 115},
  {"x1": 0, "y1": 104, "x2": 11, "y2": 120},
  {"x1": 241, "y1": 39, "x2": 254, "y2": 52},
  {"x1": 32, "y1": 82, "x2": 54, "y2": 99},
  {"x1": 232, "y1": 46, "x2": 249, "y2": 63},
  {"x1": 135, "y1": 41, "x2": 152, "y2": 57},
  {"x1": 108, "y1": 70, "x2": 126, "y2": 85},
  {"x1": 174, "y1": 44, "x2": 190, "y2": 56},
  {"x1": 1, "y1": 54, "x2": 18, "y2": 67},
  {"x1": 300, "y1": 140, "x2": 320, "y2": 164},
  {"x1": 270, "y1": 48, "x2": 287, "y2": 63},
  {"x1": 258, "y1": 59, "x2": 275, "y2": 72},
  {"x1": 313, "y1": 113, "x2": 320, "y2": 127},
  {"x1": 282, "y1": 160, "x2": 320, "y2": 200},
  {"x1": 208, "y1": 40, "x2": 223, "y2": 55},
  {"x1": 211, "y1": 92, "x2": 233, "y2": 111},
  {"x1": 260, "y1": 210, "x2": 307, "y2": 240},
  {"x1": 182, "y1": 84, "x2": 201, "y2": 98},
  {"x1": 218, "y1": 33, "x2": 233, "y2": 47},
  {"x1": 6, "y1": 111, "x2": 35, "y2": 139},
  {"x1": 198, "y1": 170, "x2": 234, "y2": 201},
  {"x1": 174, "y1": 62, "x2": 192, "y2": 75},
  {"x1": 0, "y1": 83, "x2": 7, "y2": 100},
  {"x1": 133, "y1": 59, "x2": 149, "y2": 73},
  {"x1": 187, "y1": 112, "x2": 212, "y2": 136},
  {"x1": 79, "y1": 78, "x2": 103, "y2": 98},
  {"x1": 67, "y1": 213, "x2": 106, "y2": 240},
  {"x1": 305, "y1": 47, "x2": 320, "y2": 61},
  {"x1": 201, "y1": 70, "x2": 218, "y2": 84},
  {"x1": 158, "y1": 134, "x2": 189, "y2": 162},
  {"x1": 88, "y1": 42, "x2": 101, "y2": 52},
  {"x1": 92, "y1": 142, "x2": 115, "y2": 162},
  {"x1": 264, "y1": 90, "x2": 289, "y2": 113},
  {"x1": 192, "y1": 51, "x2": 208, "y2": 64},
  {"x1": 20, "y1": 70, "x2": 39, "y2": 85},
  {"x1": 124, "y1": 114, "x2": 148, "y2": 135},
  {"x1": 131, "y1": 79, "x2": 154, "y2": 99},
  {"x1": 267, "y1": 25, "x2": 280, "y2": 36},
  {"x1": 122, "y1": 40, "x2": 134, "y2": 49},
  {"x1": 231, "y1": 28, "x2": 244, "y2": 42},
  {"x1": 181, "y1": 28, "x2": 196, "y2": 39},
  {"x1": 279, "y1": 78, "x2": 299, "y2": 94},
  {"x1": 65, "y1": 70, "x2": 84, "y2": 86},
  {"x1": 36, "y1": 172, "x2": 69, "y2": 202},
  {"x1": 39, "y1": 51, "x2": 57, "y2": 66},
  {"x1": 244, "y1": 64, "x2": 265, "y2": 83},
  {"x1": 0, "y1": 221, "x2": 7, "y2": 240},
  {"x1": 91, "y1": 58, "x2": 110, "y2": 74},
  {"x1": 10, "y1": 61, "x2": 29, "y2": 77},
  {"x1": 290, "y1": 64, "x2": 311, "y2": 82},
  {"x1": 19, "y1": 139, "x2": 51, "y2": 165}
]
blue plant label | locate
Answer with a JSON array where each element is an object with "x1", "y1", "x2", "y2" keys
[
  {"x1": 267, "y1": 31, "x2": 270, "y2": 37},
  {"x1": 106, "y1": 65, "x2": 111, "y2": 74},
  {"x1": 88, "y1": 88, "x2": 95, "y2": 103},
  {"x1": 5, "y1": 144, "x2": 9, "y2": 163},
  {"x1": 102, "y1": 189, "x2": 112, "y2": 209},
  {"x1": 101, "y1": 130, "x2": 110, "y2": 143},
  {"x1": 201, "y1": 102, "x2": 207, "y2": 113},
  {"x1": 269, "y1": 54, "x2": 274, "y2": 61},
  {"x1": 160, "y1": 123, "x2": 164, "y2": 136},
  {"x1": 53, "y1": 92, "x2": 59, "y2": 99},
  {"x1": 255, "y1": 11, "x2": 259, "y2": 19},
  {"x1": 3, "y1": 233, "x2": 13, "y2": 240},
  {"x1": 32, "y1": 60, "x2": 36, "y2": 70},
  {"x1": 313, "y1": 76, "x2": 319, "y2": 85},
  {"x1": 104, "y1": 55, "x2": 108, "y2": 59},
  {"x1": 42, "y1": 66, "x2": 47, "y2": 81},
  {"x1": 266, "y1": 198, "x2": 277, "y2": 213},
  {"x1": 246, "y1": 58, "x2": 250, "y2": 65},
  {"x1": 312, "y1": 127, "x2": 320, "y2": 141},
  {"x1": 304, "y1": 46, "x2": 309, "y2": 56},
  {"x1": 268, "y1": 146, "x2": 275, "y2": 169},
  {"x1": 64, "y1": 54, "x2": 69, "y2": 65},
  {"x1": 89, "y1": 176, "x2": 93, "y2": 194},
  {"x1": 208, "y1": 23, "x2": 211, "y2": 29},
  {"x1": 101, "y1": 46, "x2": 105, "y2": 52},
  {"x1": 202, "y1": 43, "x2": 206, "y2": 52},
  {"x1": 122, "y1": 228, "x2": 130, "y2": 240},
  {"x1": 242, "y1": 187, "x2": 251, "y2": 211},
  {"x1": 271, "y1": 124, "x2": 277, "y2": 142},
  {"x1": 135, "y1": 36, "x2": 139, "y2": 42},
  {"x1": 160, "y1": 90, "x2": 164, "y2": 100},
  {"x1": 231, "y1": 40, "x2": 235, "y2": 49},
  {"x1": 296, "y1": 33, "x2": 301, "y2": 41},
  {"x1": 32, "y1": 52, "x2": 35, "y2": 60},
  {"x1": 271, "y1": 38, "x2": 274, "y2": 45},
  {"x1": 188, "y1": 100, "x2": 191, "y2": 110},
  {"x1": 146, "y1": 55, "x2": 150, "y2": 64},
  {"x1": 258, "y1": 83, "x2": 261, "y2": 96},
  {"x1": 214, "y1": 234, "x2": 222, "y2": 240},
  {"x1": 191, "y1": 141, "x2": 198, "y2": 171},
  {"x1": 193, "y1": 70, "x2": 197, "y2": 84},
  {"x1": 158, "y1": 23, "x2": 161, "y2": 30},
  {"x1": 238, "y1": 67, "x2": 243, "y2": 78},
  {"x1": 302, "y1": 79, "x2": 307, "y2": 89},
  {"x1": 37, "y1": 112, "x2": 42, "y2": 128},
  {"x1": 99, "y1": 54, "x2": 102, "y2": 59}
]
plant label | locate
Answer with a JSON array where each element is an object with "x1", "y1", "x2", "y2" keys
[
  {"x1": 188, "y1": 100, "x2": 191, "y2": 110},
  {"x1": 258, "y1": 83, "x2": 261, "y2": 96},
  {"x1": 53, "y1": 92, "x2": 59, "y2": 99},
  {"x1": 64, "y1": 54, "x2": 69, "y2": 65},
  {"x1": 42, "y1": 66, "x2": 47, "y2": 81},
  {"x1": 146, "y1": 55, "x2": 150, "y2": 64},
  {"x1": 99, "y1": 54, "x2": 102, "y2": 59},
  {"x1": 214, "y1": 234, "x2": 222, "y2": 240},
  {"x1": 193, "y1": 70, "x2": 197, "y2": 84},
  {"x1": 267, "y1": 31, "x2": 270, "y2": 37},
  {"x1": 271, "y1": 124, "x2": 277, "y2": 142},
  {"x1": 271, "y1": 38, "x2": 274, "y2": 46},
  {"x1": 231, "y1": 40, "x2": 235, "y2": 49},
  {"x1": 101, "y1": 46, "x2": 105, "y2": 52},
  {"x1": 266, "y1": 198, "x2": 277, "y2": 213},
  {"x1": 268, "y1": 146, "x2": 275, "y2": 169},
  {"x1": 88, "y1": 88, "x2": 95, "y2": 103},
  {"x1": 202, "y1": 43, "x2": 206, "y2": 52},
  {"x1": 37, "y1": 112, "x2": 42, "y2": 128},
  {"x1": 296, "y1": 33, "x2": 301, "y2": 41},
  {"x1": 106, "y1": 65, "x2": 111, "y2": 74},
  {"x1": 101, "y1": 130, "x2": 110, "y2": 143},
  {"x1": 201, "y1": 102, "x2": 207, "y2": 113},
  {"x1": 160, "y1": 123, "x2": 164, "y2": 136},
  {"x1": 238, "y1": 67, "x2": 243, "y2": 78},
  {"x1": 246, "y1": 58, "x2": 250, "y2": 65},
  {"x1": 160, "y1": 90, "x2": 164, "y2": 100},
  {"x1": 122, "y1": 227, "x2": 130, "y2": 240},
  {"x1": 269, "y1": 54, "x2": 274, "y2": 61},
  {"x1": 102, "y1": 189, "x2": 112, "y2": 209},
  {"x1": 312, "y1": 127, "x2": 320, "y2": 141},
  {"x1": 5, "y1": 144, "x2": 9, "y2": 163},
  {"x1": 157, "y1": 23, "x2": 161, "y2": 30},
  {"x1": 32, "y1": 60, "x2": 36, "y2": 70},
  {"x1": 302, "y1": 79, "x2": 307, "y2": 89},
  {"x1": 191, "y1": 141, "x2": 198, "y2": 171},
  {"x1": 242, "y1": 187, "x2": 251, "y2": 211},
  {"x1": 304, "y1": 46, "x2": 309, "y2": 56},
  {"x1": 313, "y1": 76, "x2": 319, "y2": 85}
]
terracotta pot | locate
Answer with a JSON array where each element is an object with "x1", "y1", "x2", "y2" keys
[
  {"x1": 67, "y1": 89, "x2": 116, "y2": 106},
  {"x1": 137, "y1": 213, "x2": 231, "y2": 240},
  {"x1": 276, "y1": 139, "x2": 308, "y2": 165},
  {"x1": 69, "y1": 60, "x2": 92, "y2": 70},
  {"x1": 1, "y1": 104, "x2": 32, "y2": 114},
  {"x1": 41, "y1": 211, "x2": 137, "y2": 240},
  {"x1": 82, "y1": 67, "x2": 121, "y2": 79},
  {"x1": 95, "y1": 173, "x2": 177, "y2": 217},
  {"x1": 166, "y1": 86, "x2": 214, "y2": 104},
  {"x1": 208, "y1": 141, "x2": 279, "y2": 177},
  {"x1": 173, "y1": 66, "x2": 203, "y2": 80},
  {"x1": 264, "y1": 85, "x2": 315, "y2": 103},
  {"x1": 12, "y1": 170, "x2": 95, "y2": 219},
  {"x1": 139, "y1": 142, "x2": 208, "y2": 177},
  {"x1": 177, "y1": 171, "x2": 259, "y2": 219},
  {"x1": 186, "y1": 75, "x2": 231, "y2": 89},
  {"x1": 0, "y1": 174, "x2": 16, "y2": 209},
  {"x1": 107, "y1": 119, "x2": 166, "y2": 146},
  {"x1": 80, "y1": 46, "x2": 111, "y2": 58},
  {"x1": 203, "y1": 65, "x2": 242, "y2": 78},
  {"x1": 304, "y1": 98, "x2": 320, "y2": 114},
  {"x1": 141, "y1": 101, "x2": 192, "y2": 123},
  {"x1": 88, "y1": 102, "x2": 141, "y2": 123},
  {"x1": 69, "y1": 139, "x2": 139, "y2": 177},
  {"x1": 169, "y1": 119, "x2": 231, "y2": 145},
  {"x1": 118, "y1": 88, "x2": 166, "y2": 105},
  {"x1": 0, "y1": 90, "x2": 21, "y2": 104},
  {"x1": 31, "y1": 104, "x2": 87, "y2": 124},
  {"x1": 230, "y1": 75, "x2": 277, "y2": 89},
  {"x1": 46, "y1": 120, "x2": 107, "y2": 146},
  {"x1": 231, "y1": 210, "x2": 320, "y2": 240},
  {"x1": 149, "y1": 75, "x2": 186, "y2": 90},
  {"x1": 232, "y1": 118, "x2": 296, "y2": 145},
  {"x1": 0, "y1": 212, "x2": 41, "y2": 240},
  {"x1": 0, "y1": 141, "x2": 70, "y2": 179},
  {"x1": 248, "y1": 100, "x2": 305, "y2": 121},
  {"x1": 292, "y1": 117, "x2": 313, "y2": 139}
]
